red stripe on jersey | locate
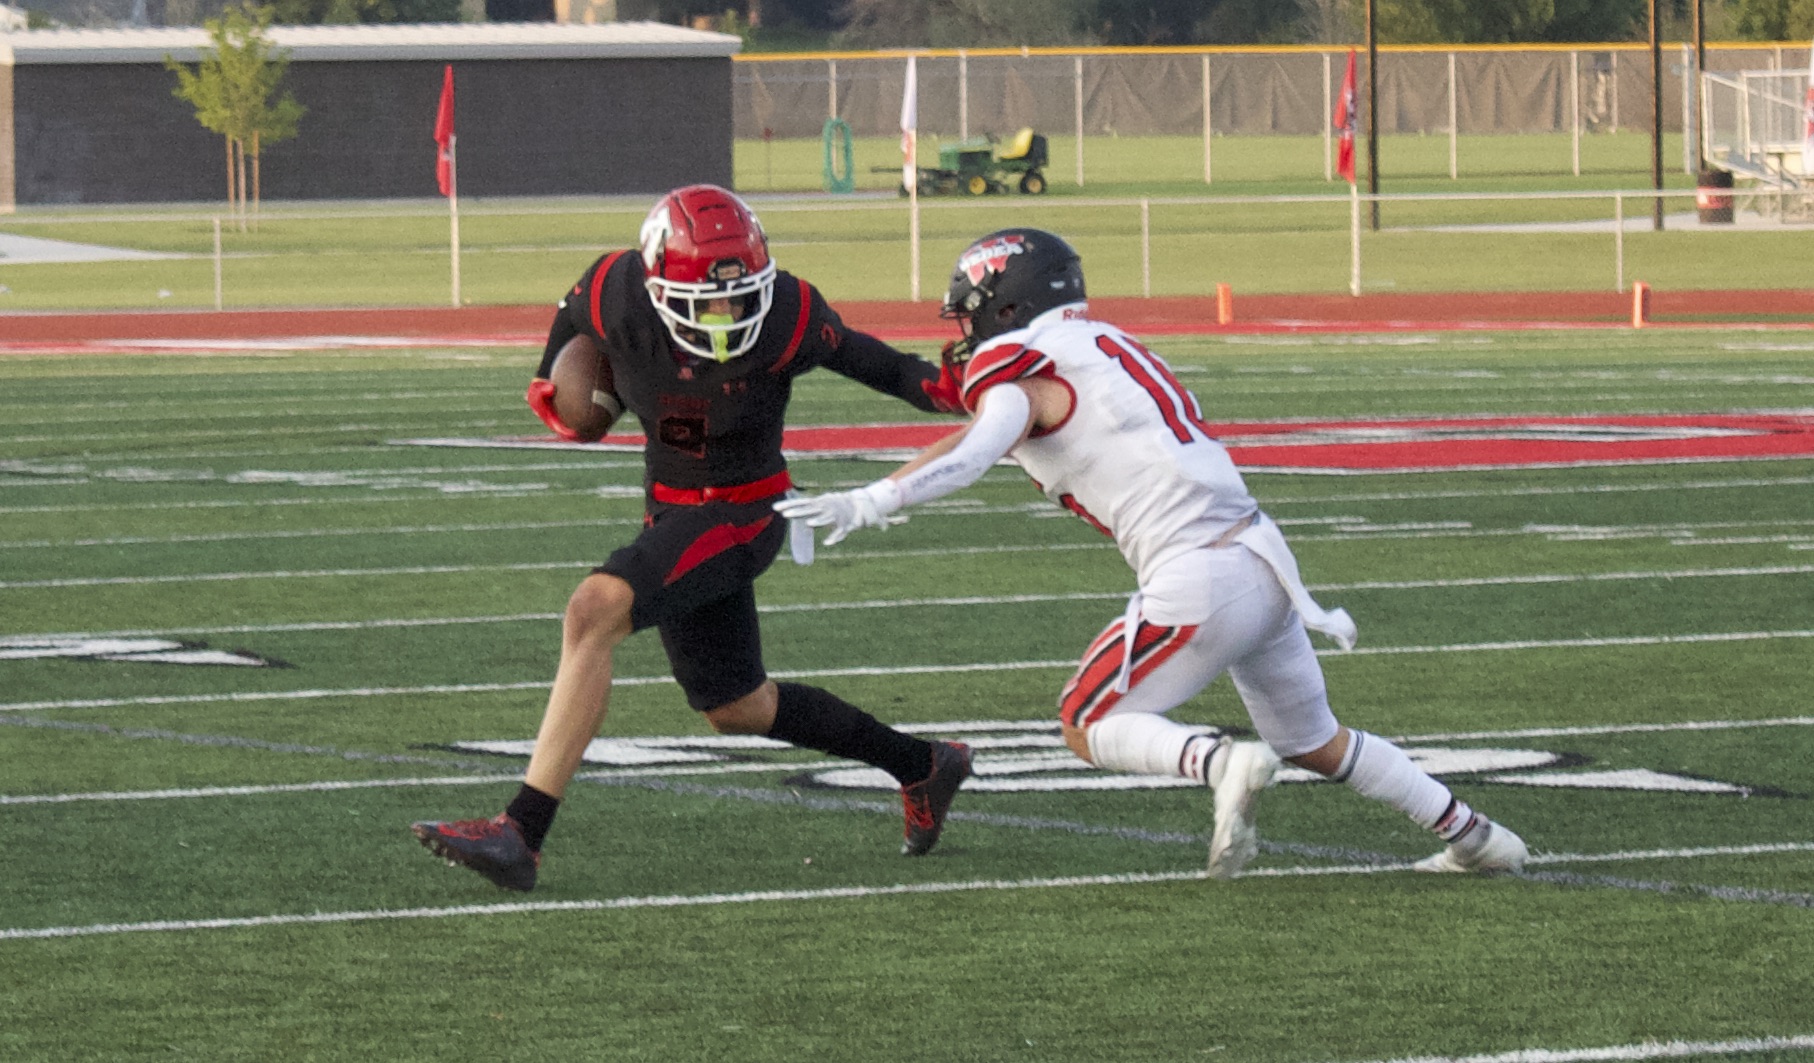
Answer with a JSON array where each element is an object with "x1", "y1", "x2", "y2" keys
[
  {"x1": 1057, "y1": 492, "x2": 1112, "y2": 537},
  {"x1": 1060, "y1": 622, "x2": 1197, "y2": 728},
  {"x1": 768, "y1": 278, "x2": 814, "y2": 375},
  {"x1": 588, "y1": 251, "x2": 627, "y2": 339},
  {"x1": 960, "y1": 345, "x2": 1049, "y2": 410},
  {"x1": 664, "y1": 515, "x2": 775, "y2": 586}
]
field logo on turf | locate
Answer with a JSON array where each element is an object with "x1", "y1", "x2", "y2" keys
[
  {"x1": 448, "y1": 723, "x2": 1784, "y2": 797},
  {"x1": 0, "y1": 636, "x2": 286, "y2": 667}
]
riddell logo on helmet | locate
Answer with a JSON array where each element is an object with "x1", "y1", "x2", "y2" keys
[{"x1": 959, "y1": 234, "x2": 1027, "y2": 284}]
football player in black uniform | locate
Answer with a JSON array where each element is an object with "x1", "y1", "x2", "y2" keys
[{"x1": 412, "y1": 185, "x2": 972, "y2": 891}]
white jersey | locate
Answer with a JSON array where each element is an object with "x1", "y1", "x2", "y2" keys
[{"x1": 959, "y1": 303, "x2": 1257, "y2": 586}]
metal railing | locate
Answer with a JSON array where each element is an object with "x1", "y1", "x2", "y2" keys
[
  {"x1": 1702, "y1": 69, "x2": 1808, "y2": 189},
  {"x1": 0, "y1": 186, "x2": 1805, "y2": 312}
]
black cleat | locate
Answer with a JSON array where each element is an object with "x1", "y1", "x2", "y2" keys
[
  {"x1": 411, "y1": 814, "x2": 540, "y2": 892},
  {"x1": 901, "y1": 741, "x2": 973, "y2": 856}
]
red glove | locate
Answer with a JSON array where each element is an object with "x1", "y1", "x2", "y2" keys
[
  {"x1": 920, "y1": 342, "x2": 966, "y2": 414},
  {"x1": 525, "y1": 379, "x2": 581, "y2": 442}
]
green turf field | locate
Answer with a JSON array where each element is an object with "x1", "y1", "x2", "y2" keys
[
  {"x1": 1, "y1": 330, "x2": 1811, "y2": 1062},
  {"x1": 4, "y1": 131, "x2": 1811, "y2": 311}
]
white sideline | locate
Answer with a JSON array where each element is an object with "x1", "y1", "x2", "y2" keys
[
  {"x1": 1341, "y1": 1034, "x2": 1814, "y2": 1063},
  {"x1": 5, "y1": 842, "x2": 1812, "y2": 942},
  {"x1": 7, "y1": 633, "x2": 1814, "y2": 714}
]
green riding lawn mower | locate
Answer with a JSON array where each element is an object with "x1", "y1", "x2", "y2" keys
[{"x1": 903, "y1": 128, "x2": 1050, "y2": 196}]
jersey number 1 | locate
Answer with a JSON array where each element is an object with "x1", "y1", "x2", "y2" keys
[{"x1": 1094, "y1": 334, "x2": 1211, "y2": 444}]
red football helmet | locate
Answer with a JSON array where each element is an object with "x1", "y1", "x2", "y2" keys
[{"x1": 639, "y1": 184, "x2": 777, "y2": 362}]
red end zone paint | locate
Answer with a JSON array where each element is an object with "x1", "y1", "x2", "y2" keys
[
  {"x1": 561, "y1": 414, "x2": 1814, "y2": 472},
  {"x1": 1214, "y1": 413, "x2": 1814, "y2": 471}
]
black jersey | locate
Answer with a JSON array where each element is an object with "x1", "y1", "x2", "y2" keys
[{"x1": 538, "y1": 250, "x2": 942, "y2": 491}]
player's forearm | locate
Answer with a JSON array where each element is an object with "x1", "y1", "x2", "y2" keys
[
  {"x1": 825, "y1": 331, "x2": 943, "y2": 412},
  {"x1": 872, "y1": 384, "x2": 1032, "y2": 510}
]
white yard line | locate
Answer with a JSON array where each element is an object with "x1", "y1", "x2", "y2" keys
[
  {"x1": 0, "y1": 760, "x2": 827, "y2": 805},
  {"x1": 0, "y1": 487, "x2": 614, "y2": 516},
  {"x1": 9, "y1": 563, "x2": 1814, "y2": 643},
  {"x1": 7, "y1": 634, "x2": 1814, "y2": 714},
  {"x1": 0, "y1": 517, "x2": 635, "y2": 551},
  {"x1": 4, "y1": 842, "x2": 1810, "y2": 942},
  {"x1": 15, "y1": 512, "x2": 1811, "y2": 552},
  {"x1": 2, "y1": 471, "x2": 1809, "y2": 519},
  {"x1": 1333, "y1": 1034, "x2": 1814, "y2": 1063},
  {"x1": 8, "y1": 547, "x2": 1814, "y2": 592}
]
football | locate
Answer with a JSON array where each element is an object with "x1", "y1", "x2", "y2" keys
[{"x1": 548, "y1": 333, "x2": 624, "y2": 441}]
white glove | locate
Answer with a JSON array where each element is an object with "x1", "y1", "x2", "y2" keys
[{"x1": 773, "y1": 480, "x2": 905, "y2": 546}]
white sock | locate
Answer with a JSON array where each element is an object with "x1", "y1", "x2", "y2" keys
[
  {"x1": 1334, "y1": 730, "x2": 1481, "y2": 842},
  {"x1": 1085, "y1": 713, "x2": 1224, "y2": 784}
]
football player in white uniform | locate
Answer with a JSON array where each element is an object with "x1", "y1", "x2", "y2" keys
[{"x1": 777, "y1": 228, "x2": 1528, "y2": 878}]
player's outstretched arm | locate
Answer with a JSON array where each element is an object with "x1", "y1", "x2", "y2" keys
[{"x1": 775, "y1": 384, "x2": 1035, "y2": 546}]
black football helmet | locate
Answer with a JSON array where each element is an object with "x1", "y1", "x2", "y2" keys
[{"x1": 940, "y1": 228, "x2": 1086, "y2": 360}]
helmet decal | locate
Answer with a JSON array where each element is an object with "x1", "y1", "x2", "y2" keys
[
  {"x1": 638, "y1": 202, "x2": 675, "y2": 274},
  {"x1": 957, "y1": 232, "x2": 1027, "y2": 286},
  {"x1": 940, "y1": 228, "x2": 1085, "y2": 359}
]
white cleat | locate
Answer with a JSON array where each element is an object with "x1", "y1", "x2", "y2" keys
[
  {"x1": 1413, "y1": 819, "x2": 1529, "y2": 874},
  {"x1": 1206, "y1": 741, "x2": 1281, "y2": 879}
]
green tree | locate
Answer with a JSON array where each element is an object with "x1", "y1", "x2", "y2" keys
[
  {"x1": 268, "y1": 0, "x2": 460, "y2": 25},
  {"x1": 1364, "y1": 0, "x2": 1646, "y2": 42},
  {"x1": 834, "y1": 0, "x2": 1093, "y2": 47},
  {"x1": 167, "y1": 3, "x2": 305, "y2": 227},
  {"x1": 1734, "y1": 0, "x2": 1814, "y2": 38}
]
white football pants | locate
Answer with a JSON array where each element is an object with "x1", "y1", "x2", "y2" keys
[{"x1": 1058, "y1": 542, "x2": 1340, "y2": 759}]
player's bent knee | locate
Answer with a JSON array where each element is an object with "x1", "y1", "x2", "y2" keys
[
  {"x1": 564, "y1": 573, "x2": 634, "y2": 647},
  {"x1": 1284, "y1": 727, "x2": 1350, "y2": 777},
  {"x1": 1061, "y1": 723, "x2": 1095, "y2": 764},
  {"x1": 703, "y1": 681, "x2": 778, "y2": 735}
]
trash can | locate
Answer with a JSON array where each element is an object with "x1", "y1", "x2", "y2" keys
[{"x1": 1696, "y1": 168, "x2": 1735, "y2": 224}]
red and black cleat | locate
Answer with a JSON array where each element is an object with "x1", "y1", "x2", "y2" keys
[
  {"x1": 901, "y1": 741, "x2": 973, "y2": 856},
  {"x1": 411, "y1": 814, "x2": 541, "y2": 892}
]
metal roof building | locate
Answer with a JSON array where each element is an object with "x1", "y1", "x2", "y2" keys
[{"x1": 0, "y1": 21, "x2": 740, "y2": 207}]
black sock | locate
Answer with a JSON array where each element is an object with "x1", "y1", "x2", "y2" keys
[
  {"x1": 768, "y1": 682, "x2": 933, "y2": 785},
  {"x1": 506, "y1": 784, "x2": 561, "y2": 852}
]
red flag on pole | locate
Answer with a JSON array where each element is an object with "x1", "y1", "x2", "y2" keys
[
  {"x1": 434, "y1": 65, "x2": 455, "y2": 197},
  {"x1": 1334, "y1": 49, "x2": 1358, "y2": 185}
]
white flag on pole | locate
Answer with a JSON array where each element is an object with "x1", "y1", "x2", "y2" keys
[
  {"x1": 1802, "y1": 38, "x2": 1814, "y2": 175},
  {"x1": 901, "y1": 55, "x2": 918, "y2": 193}
]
